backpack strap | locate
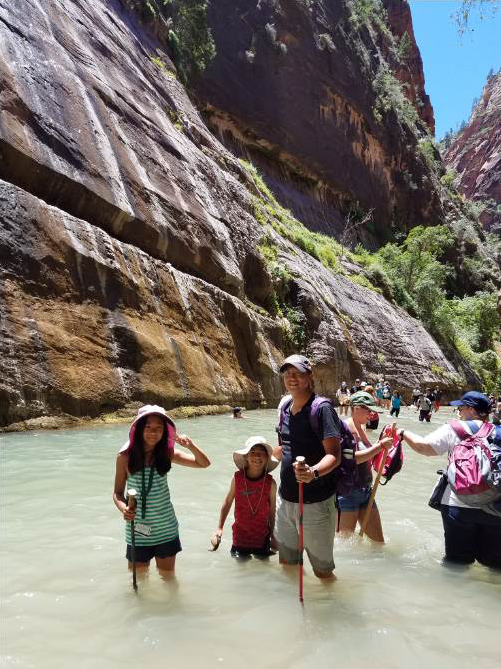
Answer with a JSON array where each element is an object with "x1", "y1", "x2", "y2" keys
[
  {"x1": 450, "y1": 419, "x2": 477, "y2": 440},
  {"x1": 309, "y1": 396, "x2": 332, "y2": 436},
  {"x1": 450, "y1": 420, "x2": 493, "y2": 441},
  {"x1": 476, "y1": 422, "x2": 495, "y2": 439}
]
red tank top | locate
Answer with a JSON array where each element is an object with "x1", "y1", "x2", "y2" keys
[{"x1": 232, "y1": 470, "x2": 272, "y2": 548}]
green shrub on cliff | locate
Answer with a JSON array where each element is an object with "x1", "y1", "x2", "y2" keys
[
  {"x1": 169, "y1": 0, "x2": 215, "y2": 81},
  {"x1": 361, "y1": 225, "x2": 501, "y2": 392},
  {"x1": 240, "y1": 159, "x2": 347, "y2": 272},
  {"x1": 373, "y1": 64, "x2": 419, "y2": 128},
  {"x1": 137, "y1": 0, "x2": 215, "y2": 82}
]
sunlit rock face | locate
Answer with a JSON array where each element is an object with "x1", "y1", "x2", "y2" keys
[
  {"x1": 444, "y1": 70, "x2": 501, "y2": 232},
  {"x1": 0, "y1": 0, "x2": 468, "y2": 425},
  {"x1": 193, "y1": 0, "x2": 441, "y2": 243}
]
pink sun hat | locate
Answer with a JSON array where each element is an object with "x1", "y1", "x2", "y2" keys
[{"x1": 119, "y1": 405, "x2": 176, "y2": 454}]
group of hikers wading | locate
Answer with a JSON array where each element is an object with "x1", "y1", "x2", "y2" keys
[{"x1": 113, "y1": 354, "x2": 501, "y2": 592}]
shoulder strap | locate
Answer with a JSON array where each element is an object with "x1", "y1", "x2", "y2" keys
[
  {"x1": 450, "y1": 420, "x2": 491, "y2": 441},
  {"x1": 476, "y1": 422, "x2": 495, "y2": 439},
  {"x1": 310, "y1": 396, "x2": 332, "y2": 436},
  {"x1": 277, "y1": 395, "x2": 293, "y2": 434},
  {"x1": 450, "y1": 420, "x2": 472, "y2": 440}
]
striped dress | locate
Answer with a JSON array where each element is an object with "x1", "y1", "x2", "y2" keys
[{"x1": 126, "y1": 467, "x2": 178, "y2": 546}]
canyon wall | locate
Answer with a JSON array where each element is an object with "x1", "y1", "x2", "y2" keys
[
  {"x1": 443, "y1": 69, "x2": 501, "y2": 232},
  {"x1": 0, "y1": 0, "x2": 471, "y2": 426}
]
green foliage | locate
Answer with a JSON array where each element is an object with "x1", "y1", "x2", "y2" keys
[
  {"x1": 171, "y1": 0, "x2": 215, "y2": 81},
  {"x1": 373, "y1": 64, "x2": 419, "y2": 128},
  {"x1": 418, "y1": 139, "x2": 441, "y2": 174},
  {"x1": 349, "y1": 274, "x2": 381, "y2": 293},
  {"x1": 360, "y1": 225, "x2": 501, "y2": 392},
  {"x1": 449, "y1": 292, "x2": 499, "y2": 352},
  {"x1": 240, "y1": 159, "x2": 348, "y2": 272},
  {"x1": 348, "y1": 0, "x2": 393, "y2": 39},
  {"x1": 282, "y1": 306, "x2": 308, "y2": 352},
  {"x1": 137, "y1": 1, "x2": 216, "y2": 83},
  {"x1": 440, "y1": 169, "x2": 457, "y2": 189},
  {"x1": 396, "y1": 31, "x2": 413, "y2": 62}
]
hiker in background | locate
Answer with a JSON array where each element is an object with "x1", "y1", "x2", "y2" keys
[
  {"x1": 351, "y1": 378, "x2": 363, "y2": 394},
  {"x1": 211, "y1": 436, "x2": 278, "y2": 557},
  {"x1": 412, "y1": 386, "x2": 421, "y2": 409},
  {"x1": 397, "y1": 392, "x2": 501, "y2": 569},
  {"x1": 426, "y1": 388, "x2": 436, "y2": 412},
  {"x1": 336, "y1": 381, "x2": 350, "y2": 416},
  {"x1": 390, "y1": 391, "x2": 403, "y2": 418},
  {"x1": 382, "y1": 383, "x2": 392, "y2": 411},
  {"x1": 364, "y1": 385, "x2": 379, "y2": 430},
  {"x1": 274, "y1": 355, "x2": 341, "y2": 579},
  {"x1": 375, "y1": 379, "x2": 384, "y2": 407},
  {"x1": 232, "y1": 407, "x2": 244, "y2": 419},
  {"x1": 418, "y1": 393, "x2": 432, "y2": 422},
  {"x1": 337, "y1": 392, "x2": 392, "y2": 542},
  {"x1": 434, "y1": 388, "x2": 442, "y2": 413}
]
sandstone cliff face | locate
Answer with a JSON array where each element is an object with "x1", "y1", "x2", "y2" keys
[
  {"x1": 383, "y1": 0, "x2": 434, "y2": 133},
  {"x1": 193, "y1": 0, "x2": 441, "y2": 243},
  {"x1": 443, "y1": 69, "x2": 501, "y2": 232},
  {"x1": 0, "y1": 0, "x2": 470, "y2": 426}
]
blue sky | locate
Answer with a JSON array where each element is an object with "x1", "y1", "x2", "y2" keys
[{"x1": 408, "y1": 0, "x2": 501, "y2": 139}]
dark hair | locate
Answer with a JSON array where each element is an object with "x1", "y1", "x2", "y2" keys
[{"x1": 128, "y1": 415, "x2": 172, "y2": 476}]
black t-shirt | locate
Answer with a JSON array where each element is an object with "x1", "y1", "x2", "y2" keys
[
  {"x1": 350, "y1": 384, "x2": 362, "y2": 394},
  {"x1": 278, "y1": 394, "x2": 341, "y2": 503}
]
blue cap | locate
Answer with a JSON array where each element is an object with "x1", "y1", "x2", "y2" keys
[{"x1": 449, "y1": 391, "x2": 491, "y2": 414}]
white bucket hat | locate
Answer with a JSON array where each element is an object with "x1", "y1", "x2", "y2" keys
[{"x1": 233, "y1": 436, "x2": 279, "y2": 472}]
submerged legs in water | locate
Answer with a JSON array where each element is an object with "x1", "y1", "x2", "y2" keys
[{"x1": 338, "y1": 504, "x2": 384, "y2": 543}]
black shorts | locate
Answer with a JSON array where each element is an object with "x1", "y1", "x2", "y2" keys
[
  {"x1": 126, "y1": 536, "x2": 182, "y2": 563},
  {"x1": 231, "y1": 534, "x2": 272, "y2": 557}
]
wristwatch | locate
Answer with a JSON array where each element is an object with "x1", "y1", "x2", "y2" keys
[{"x1": 312, "y1": 467, "x2": 320, "y2": 480}]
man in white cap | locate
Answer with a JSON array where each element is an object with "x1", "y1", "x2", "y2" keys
[{"x1": 274, "y1": 354, "x2": 342, "y2": 579}]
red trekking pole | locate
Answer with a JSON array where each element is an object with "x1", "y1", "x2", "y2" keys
[{"x1": 296, "y1": 456, "x2": 305, "y2": 603}]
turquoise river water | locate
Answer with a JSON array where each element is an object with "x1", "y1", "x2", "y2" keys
[{"x1": 1, "y1": 407, "x2": 500, "y2": 668}]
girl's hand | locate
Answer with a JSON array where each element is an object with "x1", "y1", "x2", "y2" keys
[
  {"x1": 123, "y1": 505, "x2": 136, "y2": 521},
  {"x1": 209, "y1": 530, "x2": 222, "y2": 551},
  {"x1": 175, "y1": 433, "x2": 194, "y2": 449}
]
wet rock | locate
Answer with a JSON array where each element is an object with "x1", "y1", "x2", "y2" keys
[
  {"x1": 194, "y1": 0, "x2": 440, "y2": 242},
  {"x1": 443, "y1": 69, "x2": 501, "y2": 232},
  {"x1": 0, "y1": 1, "x2": 474, "y2": 428}
]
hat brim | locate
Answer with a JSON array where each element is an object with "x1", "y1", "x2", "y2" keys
[
  {"x1": 127, "y1": 410, "x2": 176, "y2": 452},
  {"x1": 233, "y1": 442, "x2": 279, "y2": 472},
  {"x1": 449, "y1": 400, "x2": 465, "y2": 406},
  {"x1": 279, "y1": 362, "x2": 310, "y2": 373}
]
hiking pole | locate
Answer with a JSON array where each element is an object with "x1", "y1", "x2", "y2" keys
[
  {"x1": 296, "y1": 456, "x2": 305, "y2": 604},
  {"x1": 359, "y1": 423, "x2": 396, "y2": 538},
  {"x1": 127, "y1": 489, "x2": 138, "y2": 592}
]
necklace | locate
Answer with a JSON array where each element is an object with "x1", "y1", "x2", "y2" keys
[{"x1": 243, "y1": 469, "x2": 267, "y2": 516}]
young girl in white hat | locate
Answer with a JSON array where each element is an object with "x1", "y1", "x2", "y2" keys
[
  {"x1": 211, "y1": 436, "x2": 278, "y2": 557},
  {"x1": 113, "y1": 405, "x2": 210, "y2": 575}
]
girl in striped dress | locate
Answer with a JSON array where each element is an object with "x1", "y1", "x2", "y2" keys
[{"x1": 113, "y1": 405, "x2": 210, "y2": 574}]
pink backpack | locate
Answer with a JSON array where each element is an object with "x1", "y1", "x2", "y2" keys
[{"x1": 447, "y1": 420, "x2": 499, "y2": 506}]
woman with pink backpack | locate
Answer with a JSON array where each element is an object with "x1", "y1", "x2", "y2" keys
[{"x1": 397, "y1": 391, "x2": 501, "y2": 569}]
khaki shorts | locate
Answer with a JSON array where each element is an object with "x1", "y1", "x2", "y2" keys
[{"x1": 275, "y1": 494, "x2": 336, "y2": 574}]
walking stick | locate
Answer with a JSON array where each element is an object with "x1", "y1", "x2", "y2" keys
[
  {"x1": 359, "y1": 423, "x2": 396, "y2": 538},
  {"x1": 296, "y1": 456, "x2": 305, "y2": 603},
  {"x1": 127, "y1": 489, "x2": 138, "y2": 592}
]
